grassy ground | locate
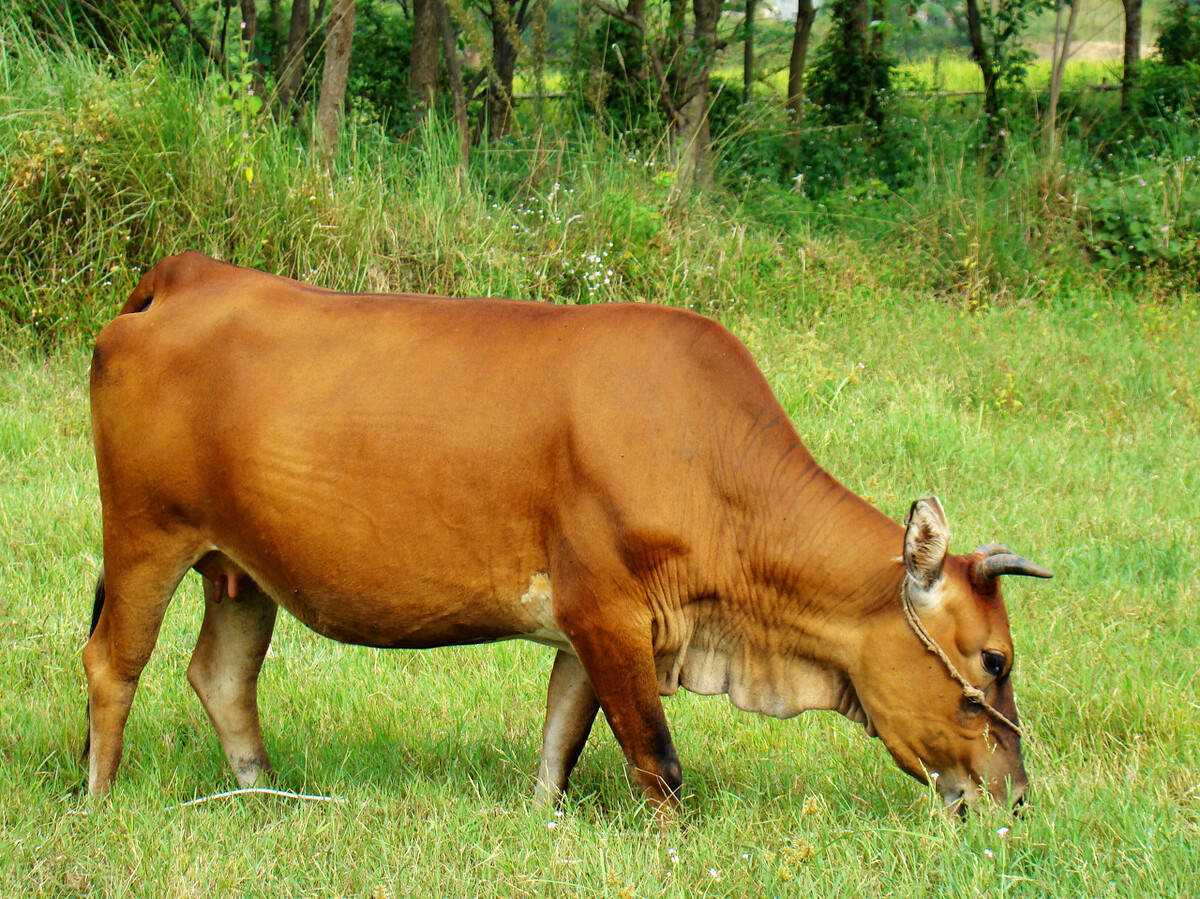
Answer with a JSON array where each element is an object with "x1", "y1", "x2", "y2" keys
[
  {"x1": 1, "y1": 291, "x2": 1197, "y2": 897},
  {"x1": 2, "y1": 10, "x2": 1198, "y2": 895}
]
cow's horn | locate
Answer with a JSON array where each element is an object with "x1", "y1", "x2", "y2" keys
[
  {"x1": 974, "y1": 543, "x2": 1012, "y2": 557},
  {"x1": 974, "y1": 550, "x2": 1053, "y2": 580}
]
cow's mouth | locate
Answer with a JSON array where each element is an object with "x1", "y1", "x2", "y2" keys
[{"x1": 932, "y1": 771, "x2": 983, "y2": 816}]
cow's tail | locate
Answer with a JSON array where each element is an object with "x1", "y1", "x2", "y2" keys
[
  {"x1": 81, "y1": 566, "x2": 105, "y2": 764},
  {"x1": 89, "y1": 566, "x2": 106, "y2": 637}
]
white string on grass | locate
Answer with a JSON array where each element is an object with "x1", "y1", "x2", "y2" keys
[{"x1": 169, "y1": 787, "x2": 347, "y2": 810}]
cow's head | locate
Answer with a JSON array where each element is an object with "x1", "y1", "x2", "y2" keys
[{"x1": 849, "y1": 497, "x2": 1050, "y2": 812}]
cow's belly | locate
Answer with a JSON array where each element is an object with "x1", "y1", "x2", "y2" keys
[{"x1": 194, "y1": 546, "x2": 565, "y2": 651}]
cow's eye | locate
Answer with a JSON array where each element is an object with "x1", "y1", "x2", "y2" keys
[{"x1": 981, "y1": 650, "x2": 1007, "y2": 678}]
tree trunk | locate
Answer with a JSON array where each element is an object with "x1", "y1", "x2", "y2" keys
[
  {"x1": 1045, "y1": 0, "x2": 1081, "y2": 153},
  {"x1": 487, "y1": 0, "x2": 518, "y2": 140},
  {"x1": 786, "y1": 0, "x2": 815, "y2": 123},
  {"x1": 667, "y1": 0, "x2": 687, "y2": 96},
  {"x1": 485, "y1": 0, "x2": 534, "y2": 141},
  {"x1": 277, "y1": 0, "x2": 312, "y2": 117},
  {"x1": 316, "y1": 0, "x2": 356, "y2": 163},
  {"x1": 869, "y1": 0, "x2": 885, "y2": 53},
  {"x1": 851, "y1": 0, "x2": 868, "y2": 45},
  {"x1": 410, "y1": 0, "x2": 440, "y2": 110},
  {"x1": 436, "y1": 0, "x2": 471, "y2": 184},
  {"x1": 673, "y1": 0, "x2": 718, "y2": 197},
  {"x1": 240, "y1": 0, "x2": 266, "y2": 99},
  {"x1": 169, "y1": 0, "x2": 226, "y2": 70},
  {"x1": 965, "y1": 0, "x2": 1002, "y2": 156},
  {"x1": 239, "y1": 1, "x2": 258, "y2": 54},
  {"x1": 743, "y1": 0, "x2": 757, "y2": 103},
  {"x1": 270, "y1": 0, "x2": 285, "y2": 48},
  {"x1": 1121, "y1": 0, "x2": 1141, "y2": 110}
]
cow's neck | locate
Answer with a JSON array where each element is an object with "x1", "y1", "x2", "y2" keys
[
  {"x1": 747, "y1": 456, "x2": 904, "y2": 664},
  {"x1": 664, "y1": 427, "x2": 904, "y2": 720}
]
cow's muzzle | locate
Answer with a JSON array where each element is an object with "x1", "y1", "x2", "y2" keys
[{"x1": 935, "y1": 772, "x2": 1027, "y2": 816}]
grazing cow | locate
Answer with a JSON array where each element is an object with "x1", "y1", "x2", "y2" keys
[{"x1": 84, "y1": 252, "x2": 1051, "y2": 813}]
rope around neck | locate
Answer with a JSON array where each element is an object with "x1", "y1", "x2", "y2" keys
[{"x1": 900, "y1": 580, "x2": 1024, "y2": 738}]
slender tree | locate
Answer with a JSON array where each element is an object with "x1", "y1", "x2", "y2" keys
[
  {"x1": 743, "y1": 0, "x2": 757, "y2": 103},
  {"x1": 962, "y1": 0, "x2": 1053, "y2": 161},
  {"x1": 808, "y1": 0, "x2": 891, "y2": 125},
  {"x1": 169, "y1": 0, "x2": 226, "y2": 69},
  {"x1": 239, "y1": 0, "x2": 266, "y2": 98},
  {"x1": 483, "y1": 0, "x2": 537, "y2": 140},
  {"x1": 678, "y1": 0, "x2": 720, "y2": 193},
  {"x1": 239, "y1": 0, "x2": 259, "y2": 50},
  {"x1": 1120, "y1": 0, "x2": 1141, "y2": 110},
  {"x1": 965, "y1": 0, "x2": 1001, "y2": 128},
  {"x1": 594, "y1": 0, "x2": 728, "y2": 195},
  {"x1": 411, "y1": 0, "x2": 441, "y2": 109},
  {"x1": 786, "y1": 0, "x2": 816, "y2": 123},
  {"x1": 436, "y1": 0, "x2": 471, "y2": 182},
  {"x1": 316, "y1": 0, "x2": 356, "y2": 161},
  {"x1": 276, "y1": 0, "x2": 312, "y2": 116},
  {"x1": 269, "y1": 0, "x2": 285, "y2": 43},
  {"x1": 1045, "y1": 0, "x2": 1082, "y2": 152}
]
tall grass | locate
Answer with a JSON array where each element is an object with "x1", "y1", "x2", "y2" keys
[
  {"x1": 0, "y1": 22, "x2": 824, "y2": 343},
  {"x1": 3, "y1": 14, "x2": 1198, "y2": 349}
]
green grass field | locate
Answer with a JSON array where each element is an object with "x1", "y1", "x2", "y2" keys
[
  {"x1": 2, "y1": 292, "x2": 1197, "y2": 896},
  {"x1": 2, "y1": 7, "x2": 1198, "y2": 894}
]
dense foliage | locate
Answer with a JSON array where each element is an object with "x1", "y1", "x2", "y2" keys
[
  {"x1": 806, "y1": 0, "x2": 894, "y2": 126},
  {"x1": 1157, "y1": 0, "x2": 1200, "y2": 66},
  {"x1": 1, "y1": 2, "x2": 1197, "y2": 346}
]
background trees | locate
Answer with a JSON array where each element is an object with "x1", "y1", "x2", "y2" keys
[{"x1": 11, "y1": 0, "x2": 1199, "y2": 202}]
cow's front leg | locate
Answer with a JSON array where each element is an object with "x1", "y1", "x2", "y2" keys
[
  {"x1": 556, "y1": 604, "x2": 682, "y2": 815},
  {"x1": 187, "y1": 575, "x2": 278, "y2": 786},
  {"x1": 534, "y1": 649, "x2": 600, "y2": 807}
]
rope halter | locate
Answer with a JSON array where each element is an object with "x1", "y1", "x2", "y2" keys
[{"x1": 899, "y1": 578, "x2": 1024, "y2": 739}]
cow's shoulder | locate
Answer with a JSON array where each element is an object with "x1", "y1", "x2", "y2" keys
[{"x1": 570, "y1": 302, "x2": 749, "y2": 358}]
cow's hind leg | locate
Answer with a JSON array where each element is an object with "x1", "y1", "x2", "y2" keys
[
  {"x1": 534, "y1": 649, "x2": 600, "y2": 807},
  {"x1": 83, "y1": 538, "x2": 198, "y2": 796},
  {"x1": 187, "y1": 576, "x2": 278, "y2": 786}
]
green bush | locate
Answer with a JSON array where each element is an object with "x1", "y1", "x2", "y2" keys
[
  {"x1": 1080, "y1": 162, "x2": 1200, "y2": 280},
  {"x1": 807, "y1": 0, "x2": 894, "y2": 126},
  {"x1": 1134, "y1": 59, "x2": 1200, "y2": 121},
  {"x1": 1157, "y1": 0, "x2": 1200, "y2": 67},
  {"x1": 348, "y1": 1, "x2": 418, "y2": 134}
]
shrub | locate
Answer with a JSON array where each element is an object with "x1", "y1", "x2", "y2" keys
[
  {"x1": 807, "y1": 0, "x2": 894, "y2": 127},
  {"x1": 1079, "y1": 160, "x2": 1200, "y2": 280},
  {"x1": 1157, "y1": 0, "x2": 1200, "y2": 68},
  {"x1": 1133, "y1": 59, "x2": 1200, "y2": 121}
]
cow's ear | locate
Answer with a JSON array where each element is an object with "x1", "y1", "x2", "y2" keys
[{"x1": 904, "y1": 497, "x2": 950, "y2": 593}]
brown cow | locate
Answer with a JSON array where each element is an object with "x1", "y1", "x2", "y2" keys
[{"x1": 84, "y1": 252, "x2": 1051, "y2": 813}]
